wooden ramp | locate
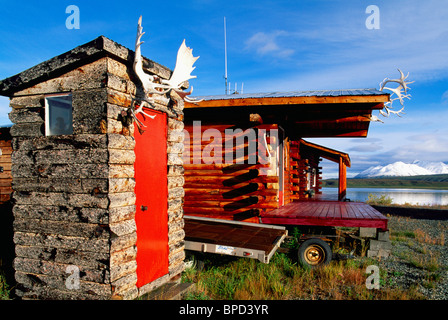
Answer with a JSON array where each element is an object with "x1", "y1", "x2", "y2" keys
[
  {"x1": 260, "y1": 201, "x2": 388, "y2": 231},
  {"x1": 184, "y1": 215, "x2": 288, "y2": 263}
]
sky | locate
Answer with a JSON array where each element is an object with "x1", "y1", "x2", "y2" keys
[{"x1": 0, "y1": 0, "x2": 447, "y2": 178}]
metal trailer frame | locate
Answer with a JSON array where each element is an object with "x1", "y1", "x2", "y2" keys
[{"x1": 184, "y1": 215, "x2": 288, "y2": 264}]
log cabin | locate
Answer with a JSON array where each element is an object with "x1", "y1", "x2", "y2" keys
[
  {"x1": 182, "y1": 89, "x2": 389, "y2": 231},
  {"x1": 0, "y1": 126, "x2": 12, "y2": 204}
]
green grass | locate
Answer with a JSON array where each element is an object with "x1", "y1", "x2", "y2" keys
[
  {"x1": 0, "y1": 270, "x2": 11, "y2": 300},
  {"x1": 366, "y1": 194, "x2": 393, "y2": 206}
]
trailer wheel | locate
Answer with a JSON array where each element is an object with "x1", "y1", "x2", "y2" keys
[{"x1": 298, "y1": 239, "x2": 332, "y2": 268}]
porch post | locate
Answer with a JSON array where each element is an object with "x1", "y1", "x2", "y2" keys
[{"x1": 338, "y1": 157, "x2": 347, "y2": 201}]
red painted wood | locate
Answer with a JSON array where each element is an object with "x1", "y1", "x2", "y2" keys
[
  {"x1": 261, "y1": 201, "x2": 388, "y2": 231},
  {"x1": 134, "y1": 110, "x2": 169, "y2": 288}
]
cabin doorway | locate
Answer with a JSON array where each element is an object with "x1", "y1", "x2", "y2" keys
[{"x1": 134, "y1": 110, "x2": 169, "y2": 288}]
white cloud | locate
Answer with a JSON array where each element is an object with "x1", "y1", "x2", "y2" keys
[
  {"x1": 245, "y1": 31, "x2": 294, "y2": 58},
  {"x1": 442, "y1": 90, "x2": 448, "y2": 104},
  {"x1": 245, "y1": 1, "x2": 448, "y2": 91}
]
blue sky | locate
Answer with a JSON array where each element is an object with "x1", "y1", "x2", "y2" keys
[{"x1": 0, "y1": 0, "x2": 447, "y2": 177}]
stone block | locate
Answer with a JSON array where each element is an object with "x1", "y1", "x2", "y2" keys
[
  {"x1": 367, "y1": 249, "x2": 378, "y2": 258},
  {"x1": 377, "y1": 231, "x2": 390, "y2": 241},
  {"x1": 378, "y1": 248, "x2": 391, "y2": 258},
  {"x1": 13, "y1": 231, "x2": 110, "y2": 253},
  {"x1": 369, "y1": 239, "x2": 392, "y2": 251},
  {"x1": 359, "y1": 227, "x2": 377, "y2": 238}
]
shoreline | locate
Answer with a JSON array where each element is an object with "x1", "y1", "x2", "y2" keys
[
  {"x1": 322, "y1": 186, "x2": 448, "y2": 190},
  {"x1": 372, "y1": 205, "x2": 448, "y2": 221}
]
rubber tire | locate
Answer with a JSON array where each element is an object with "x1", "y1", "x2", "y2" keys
[{"x1": 298, "y1": 238, "x2": 332, "y2": 268}]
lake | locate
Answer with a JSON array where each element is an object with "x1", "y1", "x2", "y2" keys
[{"x1": 321, "y1": 187, "x2": 448, "y2": 206}]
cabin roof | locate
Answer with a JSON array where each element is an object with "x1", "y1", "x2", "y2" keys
[
  {"x1": 300, "y1": 139, "x2": 351, "y2": 167},
  {"x1": 190, "y1": 88, "x2": 386, "y2": 103},
  {"x1": 0, "y1": 36, "x2": 172, "y2": 97},
  {"x1": 184, "y1": 89, "x2": 389, "y2": 138},
  {"x1": 186, "y1": 88, "x2": 388, "y2": 109}
]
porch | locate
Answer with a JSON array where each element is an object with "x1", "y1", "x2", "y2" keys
[{"x1": 260, "y1": 200, "x2": 388, "y2": 231}]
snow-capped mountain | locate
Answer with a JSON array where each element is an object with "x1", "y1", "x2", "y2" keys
[
  {"x1": 355, "y1": 160, "x2": 448, "y2": 178},
  {"x1": 412, "y1": 160, "x2": 448, "y2": 174}
]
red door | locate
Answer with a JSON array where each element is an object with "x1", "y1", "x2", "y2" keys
[{"x1": 134, "y1": 109, "x2": 169, "y2": 288}]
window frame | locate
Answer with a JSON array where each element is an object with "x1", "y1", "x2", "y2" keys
[{"x1": 44, "y1": 93, "x2": 73, "y2": 136}]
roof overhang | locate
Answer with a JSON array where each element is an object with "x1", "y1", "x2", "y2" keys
[
  {"x1": 0, "y1": 36, "x2": 173, "y2": 97},
  {"x1": 184, "y1": 90, "x2": 388, "y2": 139},
  {"x1": 185, "y1": 90, "x2": 389, "y2": 108},
  {"x1": 300, "y1": 139, "x2": 351, "y2": 167}
]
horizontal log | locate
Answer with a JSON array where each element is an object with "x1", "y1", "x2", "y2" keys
[
  {"x1": 13, "y1": 218, "x2": 110, "y2": 239},
  {"x1": 185, "y1": 194, "x2": 278, "y2": 203},
  {"x1": 15, "y1": 245, "x2": 109, "y2": 271},
  {"x1": 184, "y1": 151, "x2": 260, "y2": 162},
  {"x1": 185, "y1": 213, "x2": 260, "y2": 224},
  {"x1": 0, "y1": 187, "x2": 12, "y2": 195},
  {"x1": 184, "y1": 183, "x2": 277, "y2": 194},
  {"x1": 0, "y1": 140, "x2": 12, "y2": 147},
  {"x1": 184, "y1": 175, "x2": 278, "y2": 186},
  {"x1": 14, "y1": 134, "x2": 108, "y2": 151},
  {"x1": 0, "y1": 180, "x2": 11, "y2": 187},
  {"x1": 183, "y1": 163, "x2": 269, "y2": 171},
  {"x1": 14, "y1": 231, "x2": 109, "y2": 253},
  {"x1": 184, "y1": 197, "x2": 279, "y2": 208},
  {"x1": 13, "y1": 191, "x2": 109, "y2": 208},
  {"x1": 184, "y1": 169, "x2": 259, "y2": 176},
  {"x1": 184, "y1": 182, "x2": 278, "y2": 190}
]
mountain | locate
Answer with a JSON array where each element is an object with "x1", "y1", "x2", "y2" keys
[
  {"x1": 412, "y1": 160, "x2": 448, "y2": 174},
  {"x1": 355, "y1": 160, "x2": 448, "y2": 178}
]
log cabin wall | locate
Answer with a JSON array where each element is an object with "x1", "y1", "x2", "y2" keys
[
  {"x1": 0, "y1": 127, "x2": 12, "y2": 204},
  {"x1": 183, "y1": 123, "x2": 280, "y2": 223},
  {"x1": 288, "y1": 140, "x2": 323, "y2": 200}
]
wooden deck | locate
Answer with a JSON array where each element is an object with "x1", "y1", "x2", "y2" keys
[{"x1": 260, "y1": 201, "x2": 388, "y2": 231}]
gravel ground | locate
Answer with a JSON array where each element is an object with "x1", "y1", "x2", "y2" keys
[{"x1": 376, "y1": 215, "x2": 448, "y2": 300}]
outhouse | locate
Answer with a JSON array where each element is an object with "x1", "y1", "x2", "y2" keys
[{"x1": 0, "y1": 36, "x2": 186, "y2": 299}]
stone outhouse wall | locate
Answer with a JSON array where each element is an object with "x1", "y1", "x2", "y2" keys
[{"x1": 5, "y1": 37, "x2": 185, "y2": 299}]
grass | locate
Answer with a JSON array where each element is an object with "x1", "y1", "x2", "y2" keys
[
  {"x1": 0, "y1": 270, "x2": 11, "y2": 300},
  {"x1": 181, "y1": 252, "x2": 425, "y2": 300},
  {"x1": 183, "y1": 213, "x2": 448, "y2": 300},
  {"x1": 388, "y1": 216, "x2": 447, "y2": 293},
  {"x1": 366, "y1": 194, "x2": 393, "y2": 206}
]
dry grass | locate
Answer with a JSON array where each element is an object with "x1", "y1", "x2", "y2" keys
[{"x1": 182, "y1": 252, "x2": 425, "y2": 300}]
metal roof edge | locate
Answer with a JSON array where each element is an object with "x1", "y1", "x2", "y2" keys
[{"x1": 191, "y1": 88, "x2": 386, "y2": 101}]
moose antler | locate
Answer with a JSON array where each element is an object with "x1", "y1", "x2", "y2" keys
[
  {"x1": 134, "y1": 16, "x2": 202, "y2": 103},
  {"x1": 377, "y1": 68, "x2": 413, "y2": 119},
  {"x1": 161, "y1": 39, "x2": 203, "y2": 103},
  {"x1": 133, "y1": 16, "x2": 171, "y2": 97},
  {"x1": 131, "y1": 16, "x2": 202, "y2": 130}
]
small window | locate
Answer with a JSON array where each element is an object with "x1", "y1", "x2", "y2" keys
[{"x1": 45, "y1": 93, "x2": 73, "y2": 136}]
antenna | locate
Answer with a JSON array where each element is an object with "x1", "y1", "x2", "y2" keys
[{"x1": 224, "y1": 16, "x2": 228, "y2": 95}]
